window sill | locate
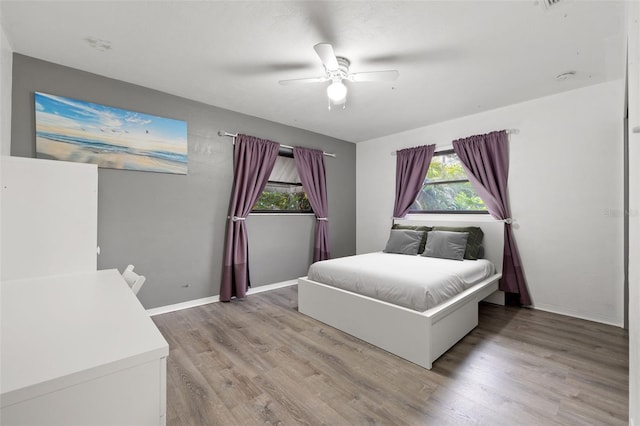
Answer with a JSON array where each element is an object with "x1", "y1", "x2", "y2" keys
[
  {"x1": 249, "y1": 212, "x2": 315, "y2": 217},
  {"x1": 408, "y1": 211, "x2": 489, "y2": 215}
]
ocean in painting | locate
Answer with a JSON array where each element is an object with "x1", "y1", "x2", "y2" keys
[{"x1": 35, "y1": 92, "x2": 188, "y2": 174}]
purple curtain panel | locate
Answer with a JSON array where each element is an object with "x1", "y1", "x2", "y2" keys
[
  {"x1": 293, "y1": 147, "x2": 330, "y2": 262},
  {"x1": 452, "y1": 130, "x2": 532, "y2": 306},
  {"x1": 220, "y1": 134, "x2": 279, "y2": 302},
  {"x1": 393, "y1": 144, "x2": 436, "y2": 218}
]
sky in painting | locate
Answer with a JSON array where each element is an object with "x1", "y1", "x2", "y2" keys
[{"x1": 35, "y1": 92, "x2": 187, "y2": 155}]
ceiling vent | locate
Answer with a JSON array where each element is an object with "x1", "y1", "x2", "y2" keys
[
  {"x1": 537, "y1": 0, "x2": 572, "y2": 10},
  {"x1": 541, "y1": 0, "x2": 562, "y2": 8}
]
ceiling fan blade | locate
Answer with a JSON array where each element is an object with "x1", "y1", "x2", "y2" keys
[
  {"x1": 313, "y1": 43, "x2": 339, "y2": 71},
  {"x1": 348, "y1": 70, "x2": 400, "y2": 82},
  {"x1": 278, "y1": 76, "x2": 329, "y2": 86}
]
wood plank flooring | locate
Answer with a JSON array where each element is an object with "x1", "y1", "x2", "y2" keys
[{"x1": 152, "y1": 285, "x2": 628, "y2": 425}]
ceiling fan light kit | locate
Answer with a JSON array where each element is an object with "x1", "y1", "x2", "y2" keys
[
  {"x1": 278, "y1": 43, "x2": 399, "y2": 110},
  {"x1": 327, "y1": 81, "x2": 347, "y2": 102}
]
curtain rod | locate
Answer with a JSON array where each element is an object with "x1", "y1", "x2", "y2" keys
[
  {"x1": 218, "y1": 131, "x2": 336, "y2": 158},
  {"x1": 390, "y1": 129, "x2": 519, "y2": 156}
]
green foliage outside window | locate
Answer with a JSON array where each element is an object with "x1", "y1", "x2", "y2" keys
[
  {"x1": 410, "y1": 153, "x2": 486, "y2": 212},
  {"x1": 253, "y1": 186, "x2": 312, "y2": 212},
  {"x1": 252, "y1": 153, "x2": 312, "y2": 213}
]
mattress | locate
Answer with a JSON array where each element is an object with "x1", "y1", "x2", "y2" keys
[{"x1": 306, "y1": 252, "x2": 496, "y2": 312}]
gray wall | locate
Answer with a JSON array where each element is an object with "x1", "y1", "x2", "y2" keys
[{"x1": 11, "y1": 54, "x2": 356, "y2": 309}]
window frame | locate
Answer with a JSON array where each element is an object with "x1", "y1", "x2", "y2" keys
[
  {"x1": 408, "y1": 149, "x2": 489, "y2": 215},
  {"x1": 251, "y1": 150, "x2": 313, "y2": 214}
]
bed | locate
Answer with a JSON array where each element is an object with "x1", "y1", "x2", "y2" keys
[{"x1": 297, "y1": 219, "x2": 504, "y2": 369}]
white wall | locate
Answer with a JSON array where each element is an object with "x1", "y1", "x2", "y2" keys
[
  {"x1": 357, "y1": 80, "x2": 625, "y2": 327},
  {"x1": 627, "y1": 1, "x2": 639, "y2": 424},
  {"x1": 1, "y1": 19, "x2": 13, "y2": 156}
]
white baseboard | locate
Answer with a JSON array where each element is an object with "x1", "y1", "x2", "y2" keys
[
  {"x1": 146, "y1": 295, "x2": 220, "y2": 317},
  {"x1": 146, "y1": 279, "x2": 298, "y2": 317},
  {"x1": 247, "y1": 279, "x2": 298, "y2": 295},
  {"x1": 533, "y1": 304, "x2": 623, "y2": 328}
]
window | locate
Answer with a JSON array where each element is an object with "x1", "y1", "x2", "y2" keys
[
  {"x1": 409, "y1": 150, "x2": 487, "y2": 213},
  {"x1": 252, "y1": 153, "x2": 312, "y2": 213}
]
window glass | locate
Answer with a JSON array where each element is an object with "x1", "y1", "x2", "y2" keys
[
  {"x1": 409, "y1": 151, "x2": 487, "y2": 213},
  {"x1": 252, "y1": 155, "x2": 312, "y2": 213}
]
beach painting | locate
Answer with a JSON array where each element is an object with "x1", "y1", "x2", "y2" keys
[{"x1": 35, "y1": 92, "x2": 188, "y2": 174}]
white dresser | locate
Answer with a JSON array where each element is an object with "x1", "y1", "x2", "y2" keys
[
  {"x1": 0, "y1": 156, "x2": 168, "y2": 424},
  {"x1": 0, "y1": 269, "x2": 169, "y2": 425}
]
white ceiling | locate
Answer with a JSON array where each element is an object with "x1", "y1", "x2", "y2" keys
[{"x1": 0, "y1": 0, "x2": 628, "y2": 143}]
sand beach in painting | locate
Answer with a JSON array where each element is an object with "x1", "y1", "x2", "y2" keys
[
  {"x1": 35, "y1": 92, "x2": 188, "y2": 174},
  {"x1": 36, "y1": 136, "x2": 187, "y2": 174}
]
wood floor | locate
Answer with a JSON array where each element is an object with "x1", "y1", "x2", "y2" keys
[{"x1": 152, "y1": 285, "x2": 628, "y2": 425}]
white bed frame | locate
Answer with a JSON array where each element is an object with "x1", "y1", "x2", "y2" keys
[{"x1": 298, "y1": 219, "x2": 504, "y2": 369}]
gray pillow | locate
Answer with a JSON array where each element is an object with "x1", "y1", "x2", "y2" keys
[
  {"x1": 383, "y1": 229, "x2": 425, "y2": 255},
  {"x1": 421, "y1": 231, "x2": 469, "y2": 261},
  {"x1": 391, "y1": 224, "x2": 432, "y2": 254},
  {"x1": 432, "y1": 226, "x2": 484, "y2": 260}
]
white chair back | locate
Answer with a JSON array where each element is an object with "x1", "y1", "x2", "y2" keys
[{"x1": 122, "y1": 264, "x2": 146, "y2": 295}]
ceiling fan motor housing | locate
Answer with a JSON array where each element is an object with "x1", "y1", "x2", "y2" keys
[{"x1": 328, "y1": 57, "x2": 351, "y2": 81}]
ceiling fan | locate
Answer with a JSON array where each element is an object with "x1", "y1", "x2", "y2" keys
[{"x1": 278, "y1": 43, "x2": 399, "y2": 110}]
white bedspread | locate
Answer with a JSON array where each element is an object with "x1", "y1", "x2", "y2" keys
[{"x1": 307, "y1": 252, "x2": 495, "y2": 312}]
